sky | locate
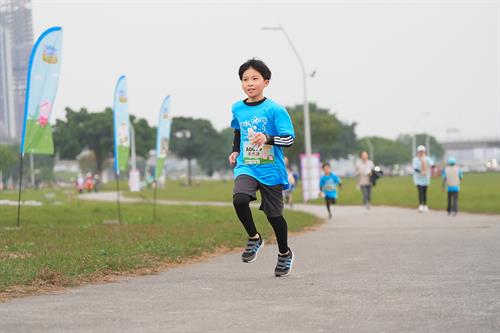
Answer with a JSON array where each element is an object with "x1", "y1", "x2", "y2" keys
[{"x1": 31, "y1": 0, "x2": 499, "y2": 141}]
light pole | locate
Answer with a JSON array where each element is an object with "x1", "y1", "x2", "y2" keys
[
  {"x1": 175, "y1": 129, "x2": 192, "y2": 185},
  {"x1": 262, "y1": 25, "x2": 314, "y2": 199},
  {"x1": 364, "y1": 138, "x2": 374, "y2": 163},
  {"x1": 130, "y1": 123, "x2": 137, "y2": 171},
  {"x1": 412, "y1": 112, "x2": 430, "y2": 158}
]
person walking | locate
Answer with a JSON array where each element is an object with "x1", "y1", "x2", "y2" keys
[
  {"x1": 355, "y1": 151, "x2": 374, "y2": 210},
  {"x1": 412, "y1": 145, "x2": 433, "y2": 212}
]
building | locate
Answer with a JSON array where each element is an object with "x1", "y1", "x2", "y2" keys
[
  {"x1": 0, "y1": 0, "x2": 33, "y2": 143},
  {"x1": 0, "y1": 24, "x2": 15, "y2": 142},
  {"x1": 442, "y1": 138, "x2": 500, "y2": 171}
]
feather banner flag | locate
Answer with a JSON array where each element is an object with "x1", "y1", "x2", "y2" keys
[{"x1": 20, "y1": 27, "x2": 63, "y2": 156}]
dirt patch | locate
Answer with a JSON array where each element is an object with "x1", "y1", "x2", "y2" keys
[{"x1": 0, "y1": 245, "x2": 242, "y2": 303}]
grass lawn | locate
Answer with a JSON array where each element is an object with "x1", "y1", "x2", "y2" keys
[
  {"x1": 0, "y1": 193, "x2": 318, "y2": 298},
  {"x1": 123, "y1": 173, "x2": 500, "y2": 214}
]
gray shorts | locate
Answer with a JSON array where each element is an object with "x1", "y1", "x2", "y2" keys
[{"x1": 233, "y1": 174, "x2": 284, "y2": 217}]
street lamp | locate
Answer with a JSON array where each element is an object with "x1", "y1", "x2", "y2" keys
[
  {"x1": 364, "y1": 138, "x2": 374, "y2": 163},
  {"x1": 262, "y1": 25, "x2": 312, "y2": 157},
  {"x1": 262, "y1": 25, "x2": 314, "y2": 199},
  {"x1": 175, "y1": 129, "x2": 193, "y2": 185},
  {"x1": 412, "y1": 112, "x2": 430, "y2": 158}
]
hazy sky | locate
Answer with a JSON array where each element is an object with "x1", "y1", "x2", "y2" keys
[{"x1": 32, "y1": 0, "x2": 498, "y2": 140}]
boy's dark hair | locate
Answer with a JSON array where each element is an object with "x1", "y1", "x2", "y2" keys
[
  {"x1": 322, "y1": 162, "x2": 330, "y2": 168},
  {"x1": 238, "y1": 59, "x2": 272, "y2": 80}
]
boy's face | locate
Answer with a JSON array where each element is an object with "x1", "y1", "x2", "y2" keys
[
  {"x1": 241, "y1": 67, "x2": 269, "y2": 100},
  {"x1": 323, "y1": 166, "x2": 331, "y2": 174}
]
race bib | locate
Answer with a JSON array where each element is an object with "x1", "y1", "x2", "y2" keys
[{"x1": 243, "y1": 142, "x2": 275, "y2": 165}]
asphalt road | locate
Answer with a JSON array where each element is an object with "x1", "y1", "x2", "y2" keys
[{"x1": 1, "y1": 197, "x2": 499, "y2": 333}]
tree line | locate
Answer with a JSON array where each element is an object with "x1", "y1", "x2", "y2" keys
[{"x1": 0, "y1": 103, "x2": 444, "y2": 183}]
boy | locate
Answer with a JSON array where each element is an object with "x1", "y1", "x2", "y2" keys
[
  {"x1": 319, "y1": 162, "x2": 342, "y2": 219},
  {"x1": 442, "y1": 156, "x2": 463, "y2": 216},
  {"x1": 228, "y1": 59, "x2": 295, "y2": 277}
]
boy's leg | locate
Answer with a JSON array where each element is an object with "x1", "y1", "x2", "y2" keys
[
  {"x1": 233, "y1": 175, "x2": 264, "y2": 263},
  {"x1": 423, "y1": 186, "x2": 428, "y2": 205},
  {"x1": 325, "y1": 198, "x2": 331, "y2": 215},
  {"x1": 267, "y1": 215, "x2": 288, "y2": 254},
  {"x1": 259, "y1": 183, "x2": 289, "y2": 253},
  {"x1": 233, "y1": 193, "x2": 257, "y2": 237},
  {"x1": 233, "y1": 175, "x2": 259, "y2": 237}
]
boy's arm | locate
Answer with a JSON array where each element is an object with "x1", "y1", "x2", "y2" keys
[
  {"x1": 265, "y1": 134, "x2": 294, "y2": 147},
  {"x1": 232, "y1": 129, "x2": 241, "y2": 153},
  {"x1": 270, "y1": 106, "x2": 295, "y2": 147}
]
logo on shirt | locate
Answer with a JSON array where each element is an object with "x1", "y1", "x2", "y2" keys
[{"x1": 240, "y1": 116, "x2": 268, "y2": 140}]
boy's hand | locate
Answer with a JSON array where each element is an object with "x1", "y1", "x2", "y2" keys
[
  {"x1": 251, "y1": 132, "x2": 267, "y2": 145},
  {"x1": 228, "y1": 152, "x2": 239, "y2": 165}
]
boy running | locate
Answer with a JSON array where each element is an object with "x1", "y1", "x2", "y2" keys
[
  {"x1": 442, "y1": 156, "x2": 463, "y2": 216},
  {"x1": 319, "y1": 162, "x2": 342, "y2": 219},
  {"x1": 228, "y1": 59, "x2": 295, "y2": 277}
]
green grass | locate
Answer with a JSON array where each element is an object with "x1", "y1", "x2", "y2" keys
[
  {"x1": 125, "y1": 179, "x2": 235, "y2": 202},
  {"x1": 0, "y1": 194, "x2": 318, "y2": 294},
  {"x1": 124, "y1": 173, "x2": 500, "y2": 214}
]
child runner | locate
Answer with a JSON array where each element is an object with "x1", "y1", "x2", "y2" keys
[
  {"x1": 319, "y1": 162, "x2": 342, "y2": 219},
  {"x1": 413, "y1": 145, "x2": 434, "y2": 212},
  {"x1": 442, "y1": 156, "x2": 463, "y2": 216},
  {"x1": 228, "y1": 59, "x2": 295, "y2": 277}
]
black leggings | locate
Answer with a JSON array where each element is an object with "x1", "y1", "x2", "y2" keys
[
  {"x1": 417, "y1": 185, "x2": 428, "y2": 205},
  {"x1": 233, "y1": 193, "x2": 288, "y2": 253},
  {"x1": 325, "y1": 197, "x2": 336, "y2": 215}
]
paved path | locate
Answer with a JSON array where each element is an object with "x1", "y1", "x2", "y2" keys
[{"x1": 1, "y1": 193, "x2": 499, "y2": 332}]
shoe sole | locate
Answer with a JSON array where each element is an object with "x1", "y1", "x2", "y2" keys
[
  {"x1": 275, "y1": 253, "x2": 295, "y2": 277},
  {"x1": 242, "y1": 239, "x2": 265, "y2": 263}
]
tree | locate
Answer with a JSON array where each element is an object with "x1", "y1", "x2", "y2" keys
[
  {"x1": 53, "y1": 107, "x2": 156, "y2": 175},
  {"x1": 170, "y1": 117, "x2": 221, "y2": 183},
  {"x1": 358, "y1": 136, "x2": 409, "y2": 166},
  {"x1": 285, "y1": 103, "x2": 358, "y2": 165},
  {"x1": 0, "y1": 144, "x2": 17, "y2": 182},
  {"x1": 130, "y1": 116, "x2": 156, "y2": 159}
]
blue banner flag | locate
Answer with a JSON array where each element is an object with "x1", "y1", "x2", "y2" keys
[
  {"x1": 113, "y1": 75, "x2": 130, "y2": 174},
  {"x1": 155, "y1": 96, "x2": 172, "y2": 179},
  {"x1": 20, "y1": 27, "x2": 63, "y2": 155}
]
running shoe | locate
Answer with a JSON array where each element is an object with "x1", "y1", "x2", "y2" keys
[
  {"x1": 275, "y1": 248, "x2": 294, "y2": 277},
  {"x1": 241, "y1": 234, "x2": 264, "y2": 263}
]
